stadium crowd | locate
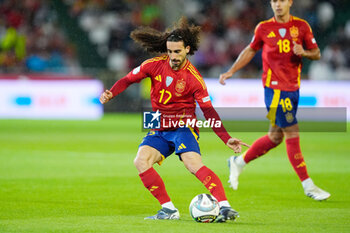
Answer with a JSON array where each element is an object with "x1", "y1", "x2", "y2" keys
[
  {"x1": 0, "y1": 0, "x2": 79, "y2": 74},
  {"x1": 0, "y1": 0, "x2": 349, "y2": 79}
]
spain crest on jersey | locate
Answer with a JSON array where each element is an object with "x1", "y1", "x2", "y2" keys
[
  {"x1": 175, "y1": 79, "x2": 186, "y2": 93},
  {"x1": 290, "y1": 26, "x2": 299, "y2": 39}
]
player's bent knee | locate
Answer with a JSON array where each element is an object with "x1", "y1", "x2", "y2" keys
[
  {"x1": 268, "y1": 133, "x2": 284, "y2": 145},
  {"x1": 181, "y1": 152, "x2": 203, "y2": 174},
  {"x1": 282, "y1": 124, "x2": 300, "y2": 139},
  {"x1": 134, "y1": 146, "x2": 161, "y2": 173},
  {"x1": 133, "y1": 155, "x2": 145, "y2": 171},
  {"x1": 134, "y1": 149, "x2": 151, "y2": 172}
]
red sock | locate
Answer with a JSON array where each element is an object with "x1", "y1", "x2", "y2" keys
[
  {"x1": 243, "y1": 135, "x2": 277, "y2": 163},
  {"x1": 139, "y1": 167, "x2": 171, "y2": 205},
  {"x1": 195, "y1": 166, "x2": 227, "y2": 202},
  {"x1": 286, "y1": 137, "x2": 309, "y2": 181}
]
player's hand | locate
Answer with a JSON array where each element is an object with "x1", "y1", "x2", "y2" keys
[
  {"x1": 226, "y1": 137, "x2": 251, "y2": 153},
  {"x1": 293, "y1": 41, "x2": 305, "y2": 57},
  {"x1": 219, "y1": 72, "x2": 233, "y2": 85},
  {"x1": 99, "y1": 90, "x2": 113, "y2": 104}
]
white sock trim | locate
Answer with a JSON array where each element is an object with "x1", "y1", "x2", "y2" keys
[
  {"x1": 218, "y1": 200, "x2": 230, "y2": 208},
  {"x1": 162, "y1": 201, "x2": 176, "y2": 210},
  {"x1": 302, "y1": 178, "x2": 314, "y2": 189}
]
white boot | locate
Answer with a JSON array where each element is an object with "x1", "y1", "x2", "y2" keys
[
  {"x1": 302, "y1": 178, "x2": 331, "y2": 201},
  {"x1": 227, "y1": 155, "x2": 245, "y2": 190}
]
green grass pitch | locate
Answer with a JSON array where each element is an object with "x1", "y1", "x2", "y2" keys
[{"x1": 0, "y1": 113, "x2": 349, "y2": 233}]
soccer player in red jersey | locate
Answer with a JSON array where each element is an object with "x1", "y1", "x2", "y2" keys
[
  {"x1": 100, "y1": 17, "x2": 249, "y2": 221},
  {"x1": 219, "y1": 0, "x2": 330, "y2": 201}
]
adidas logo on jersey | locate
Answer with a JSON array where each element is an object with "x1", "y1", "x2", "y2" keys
[
  {"x1": 267, "y1": 31, "x2": 276, "y2": 38},
  {"x1": 154, "y1": 75, "x2": 162, "y2": 82}
]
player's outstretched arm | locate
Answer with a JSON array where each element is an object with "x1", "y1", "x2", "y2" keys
[
  {"x1": 219, "y1": 45, "x2": 257, "y2": 85},
  {"x1": 99, "y1": 90, "x2": 113, "y2": 104},
  {"x1": 226, "y1": 137, "x2": 250, "y2": 153},
  {"x1": 100, "y1": 69, "x2": 143, "y2": 104}
]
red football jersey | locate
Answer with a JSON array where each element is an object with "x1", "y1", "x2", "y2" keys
[
  {"x1": 110, "y1": 55, "x2": 231, "y2": 143},
  {"x1": 250, "y1": 16, "x2": 318, "y2": 91}
]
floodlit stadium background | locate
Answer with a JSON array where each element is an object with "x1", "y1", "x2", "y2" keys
[
  {"x1": 1, "y1": 1, "x2": 350, "y2": 232},
  {"x1": 0, "y1": 0, "x2": 349, "y2": 119}
]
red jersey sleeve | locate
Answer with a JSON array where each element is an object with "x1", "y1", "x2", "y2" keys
[
  {"x1": 110, "y1": 60, "x2": 153, "y2": 97},
  {"x1": 302, "y1": 21, "x2": 318, "y2": 50},
  {"x1": 193, "y1": 80, "x2": 231, "y2": 144},
  {"x1": 250, "y1": 23, "x2": 264, "y2": 51}
]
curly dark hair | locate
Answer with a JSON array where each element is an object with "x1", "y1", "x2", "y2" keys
[{"x1": 130, "y1": 17, "x2": 201, "y2": 55}]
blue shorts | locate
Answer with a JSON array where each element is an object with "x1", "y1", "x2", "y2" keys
[
  {"x1": 264, "y1": 87, "x2": 299, "y2": 128},
  {"x1": 139, "y1": 127, "x2": 200, "y2": 162}
]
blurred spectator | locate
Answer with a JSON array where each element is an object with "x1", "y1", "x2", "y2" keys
[
  {"x1": 310, "y1": 31, "x2": 350, "y2": 80},
  {"x1": 0, "y1": 0, "x2": 80, "y2": 74},
  {"x1": 323, "y1": 42, "x2": 346, "y2": 70},
  {"x1": 0, "y1": 25, "x2": 26, "y2": 69},
  {"x1": 67, "y1": 0, "x2": 164, "y2": 72},
  {"x1": 0, "y1": 2, "x2": 26, "y2": 71}
]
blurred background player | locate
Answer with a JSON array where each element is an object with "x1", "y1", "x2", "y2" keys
[
  {"x1": 100, "y1": 17, "x2": 249, "y2": 222},
  {"x1": 219, "y1": 0, "x2": 330, "y2": 201}
]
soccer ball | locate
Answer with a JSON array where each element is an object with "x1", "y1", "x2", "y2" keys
[{"x1": 189, "y1": 193, "x2": 220, "y2": 223}]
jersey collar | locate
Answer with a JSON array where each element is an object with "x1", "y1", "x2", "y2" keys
[{"x1": 272, "y1": 15, "x2": 292, "y2": 24}]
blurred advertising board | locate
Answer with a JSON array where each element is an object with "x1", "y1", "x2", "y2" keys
[
  {"x1": 204, "y1": 79, "x2": 350, "y2": 121},
  {"x1": 0, "y1": 74, "x2": 103, "y2": 119}
]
